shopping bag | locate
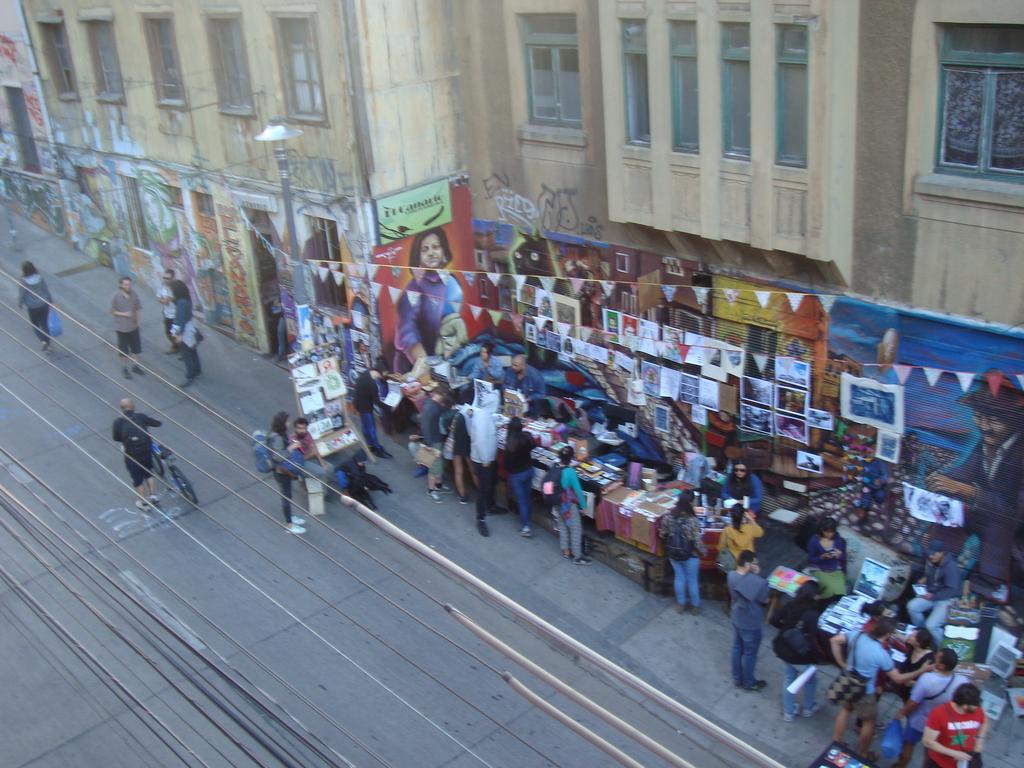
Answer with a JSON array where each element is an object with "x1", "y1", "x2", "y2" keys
[
  {"x1": 47, "y1": 309, "x2": 63, "y2": 338},
  {"x1": 880, "y1": 719, "x2": 903, "y2": 760}
]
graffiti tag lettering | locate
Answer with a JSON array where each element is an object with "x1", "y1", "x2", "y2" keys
[{"x1": 536, "y1": 183, "x2": 579, "y2": 233}]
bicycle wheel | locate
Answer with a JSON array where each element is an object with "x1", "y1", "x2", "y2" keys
[
  {"x1": 151, "y1": 450, "x2": 166, "y2": 479},
  {"x1": 169, "y1": 465, "x2": 198, "y2": 506}
]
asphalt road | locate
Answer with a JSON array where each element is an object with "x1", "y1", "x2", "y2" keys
[{"x1": 1, "y1": 215, "x2": 1020, "y2": 768}]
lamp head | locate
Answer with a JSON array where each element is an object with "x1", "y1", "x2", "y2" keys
[{"x1": 255, "y1": 117, "x2": 303, "y2": 142}]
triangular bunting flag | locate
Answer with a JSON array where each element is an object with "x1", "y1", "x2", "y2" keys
[
  {"x1": 540, "y1": 276, "x2": 556, "y2": 292},
  {"x1": 436, "y1": 269, "x2": 449, "y2": 284},
  {"x1": 557, "y1": 322, "x2": 571, "y2": 336},
  {"x1": 662, "y1": 285, "x2": 676, "y2": 303},
  {"x1": 819, "y1": 294, "x2": 837, "y2": 313},
  {"x1": 923, "y1": 367, "x2": 942, "y2": 387},
  {"x1": 370, "y1": 282, "x2": 382, "y2": 298},
  {"x1": 317, "y1": 265, "x2": 329, "y2": 282},
  {"x1": 987, "y1": 370, "x2": 1004, "y2": 398},
  {"x1": 365, "y1": 264, "x2": 378, "y2": 280},
  {"x1": 332, "y1": 269, "x2": 344, "y2": 286},
  {"x1": 753, "y1": 353, "x2": 769, "y2": 373},
  {"x1": 535, "y1": 317, "x2": 548, "y2": 332},
  {"x1": 406, "y1": 290, "x2": 421, "y2": 309},
  {"x1": 894, "y1": 365, "x2": 912, "y2": 384},
  {"x1": 513, "y1": 275, "x2": 526, "y2": 291},
  {"x1": 487, "y1": 310, "x2": 505, "y2": 326},
  {"x1": 569, "y1": 277, "x2": 584, "y2": 294},
  {"x1": 786, "y1": 292, "x2": 804, "y2": 312},
  {"x1": 601, "y1": 281, "x2": 614, "y2": 297},
  {"x1": 677, "y1": 344, "x2": 689, "y2": 361},
  {"x1": 469, "y1": 304, "x2": 483, "y2": 320},
  {"x1": 724, "y1": 288, "x2": 740, "y2": 305},
  {"x1": 956, "y1": 371, "x2": 975, "y2": 393},
  {"x1": 755, "y1": 291, "x2": 771, "y2": 309},
  {"x1": 346, "y1": 263, "x2": 361, "y2": 277},
  {"x1": 464, "y1": 272, "x2": 475, "y2": 285},
  {"x1": 1017, "y1": 374, "x2": 1024, "y2": 393},
  {"x1": 487, "y1": 272, "x2": 501, "y2": 286},
  {"x1": 388, "y1": 285, "x2": 402, "y2": 303},
  {"x1": 693, "y1": 286, "x2": 709, "y2": 308}
]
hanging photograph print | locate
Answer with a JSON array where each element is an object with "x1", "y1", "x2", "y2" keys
[
  {"x1": 641, "y1": 360, "x2": 661, "y2": 397},
  {"x1": 840, "y1": 373, "x2": 905, "y2": 433},
  {"x1": 775, "y1": 356, "x2": 811, "y2": 389},
  {"x1": 603, "y1": 308, "x2": 621, "y2": 344},
  {"x1": 807, "y1": 408, "x2": 834, "y2": 431},
  {"x1": 775, "y1": 385, "x2": 808, "y2": 416},
  {"x1": 654, "y1": 403, "x2": 670, "y2": 433},
  {"x1": 536, "y1": 290, "x2": 554, "y2": 319},
  {"x1": 524, "y1": 322, "x2": 537, "y2": 344},
  {"x1": 774, "y1": 413, "x2": 809, "y2": 444},
  {"x1": 740, "y1": 402, "x2": 773, "y2": 435},
  {"x1": 902, "y1": 483, "x2": 964, "y2": 527},
  {"x1": 679, "y1": 373, "x2": 700, "y2": 404},
  {"x1": 795, "y1": 451, "x2": 824, "y2": 474},
  {"x1": 690, "y1": 404, "x2": 708, "y2": 427},
  {"x1": 876, "y1": 430, "x2": 901, "y2": 464},
  {"x1": 518, "y1": 282, "x2": 537, "y2": 306},
  {"x1": 698, "y1": 377, "x2": 720, "y2": 410},
  {"x1": 742, "y1": 376, "x2": 774, "y2": 406}
]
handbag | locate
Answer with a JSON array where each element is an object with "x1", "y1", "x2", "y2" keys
[
  {"x1": 827, "y1": 634, "x2": 868, "y2": 706},
  {"x1": 716, "y1": 545, "x2": 736, "y2": 572},
  {"x1": 47, "y1": 309, "x2": 63, "y2": 337},
  {"x1": 880, "y1": 719, "x2": 904, "y2": 760}
]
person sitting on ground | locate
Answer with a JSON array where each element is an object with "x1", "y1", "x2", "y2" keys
[
  {"x1": 829, "y1": 617, "x2": 933, "y2": 762},
  {"x1": 922, "y1": 683, "x2": 988, "y2": 768},
  {"x1": 908, "y1": 540, "x2": 961, "y2": 637},
  {"x1": 806, "y1": 517, "x2": 848, "y2": 599},
  {"x1": 891, "y1": 648, "x2": 967, "y2": 768},
  {"x1": 335, "y1": 449, "x2": 392, "y2": 510},
  {"x1": 722, "y1": 462, "x2": 763, "y2": 515},
  {"x1": 770, "y1": 580, "x2": 823, "y2": 721},
  {"x1": 658, "y1": 497, "x2": 707, "y2": 615},
  {"x1": 720, "y1": 504, "x2": 764, "y2": 566}
]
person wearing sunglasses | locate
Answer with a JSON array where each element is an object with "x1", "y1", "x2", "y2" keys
[
  {"x1": 921, "y1": 682, "x2": 987, "y2": 768},
  {"x1": 723, "y1": 462, "x2": 763, "y2": 516}
]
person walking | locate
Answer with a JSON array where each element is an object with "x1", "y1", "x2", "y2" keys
[
  {"x1": 770, "y1": 580, "x2": 823, "y2": 720},
  {"x1": 728, "y1": 550, "x2": 770, "y2": 691},
  {"x1": 109, "y1": 276, "x2": 145, "y2": 379},
  {"x1": 504, "y1": 417, "x2": 536, "y2": 537},
  {"x1": 172, "y1": 314, "x2": 202, "y2": 388},
  {"x1": 553, "y1": 446, "x2": 590, "y2": 565},
  {"x1": 891, "y1": 648, "x2": 968, "y2": 768},
  {"x1": 446, "y1": 393, "x2": 475, "y2": 504},
  {"x1": 908, "y1": 540, "x2": 961, "y2": 637},
  {"x1": 806, "y1": 516, "x2": 848, "y2": 598},
  {"x1": 353, "y1": 360, "x2": 393, "y2": 459},
  {"x1": 267, "y1": 411, "x2": 306, "y2": 534},
  {"x1": 17, "y1": 261, "x2": 53, "y2": 351},
  {"x1": 467, "y1": 404, "x2": 498, "y2": 537},
  {"x1": 659, "y1": 497, "x2": 707, "y2": 614},
  {"x1": 829, "y1": 617, "x2": 931, "y2": 761},
  {"x1": 921, "y1": 683, "x2": 987, "y2": 768},
  {"x1": 111, "y1": 398, "x2": 161, "y2": 509}
]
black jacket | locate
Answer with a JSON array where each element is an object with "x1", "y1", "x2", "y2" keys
[
  {"x1": 770, "y1": 598, "x2": 821, "y2": 665},
  {"x1": 112, "y1": 411, "x2": 162, "y2": 457},
  {"x1": 353, "y1": 370, "x2": 380, "y2": 414}
]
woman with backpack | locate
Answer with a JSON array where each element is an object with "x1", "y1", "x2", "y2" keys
[
  {"x1": 549, "y1": 446, "x2": 591, "y2": 565},
  {"x1": 268, "y1": 411, "x2": 306, "y2": 534},
  {"x1": 770, "y1": 580, "x2": 823, "y2": 722},
  {"x1": 658, "y1": 497, "x2": 707, "y2": 614}
]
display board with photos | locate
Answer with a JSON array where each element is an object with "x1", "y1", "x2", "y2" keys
[{"x1": 288, "y1": 341, "x2": 368, "y2": 458}]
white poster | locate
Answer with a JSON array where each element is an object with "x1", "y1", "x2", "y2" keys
[
  {"x1": 473, "y1": 379, "x2": 500, "y2": 413},
  {"x1": 698, "y1": 377, "x2": 720, "y2": 410},
  {"x1": 902, "y1": 482, "x2": 964, "y2": 527},
  {"x1": 841, "y1": 373, "x2": 905, "y2": 434}
]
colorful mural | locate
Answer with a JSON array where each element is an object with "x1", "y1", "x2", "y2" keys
[{"x1": 0, "y1": 171, "x2": 64, "y2": 236}]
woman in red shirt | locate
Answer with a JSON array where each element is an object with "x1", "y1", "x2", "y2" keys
[{"x1": 922, "y1": 683, "x2": 988, "y2": 768}]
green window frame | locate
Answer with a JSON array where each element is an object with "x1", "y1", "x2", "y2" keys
[
  {"x1": 721, "y1": 23, "x2": 750, "y2": 158},
  {"x1": 623, "y1": 21, "x2": 650, "y2": 145},
  {"x1": 521, "y1": 15, "x2": 581, "y2": 127},
  {"x1": 670, "y1": 20, "x2": 699, "y2": 153},
  {"x1": 776, "y1": 25, "x2": 808, "y2": 167},
  {"x1": 936, "y1": 25, "x2": 1024, "y2": 180}
]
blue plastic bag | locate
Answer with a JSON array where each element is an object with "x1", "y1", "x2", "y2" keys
[
  {"x1": 47, "y1": 309, "x2": 63, "y2": 338},
  {"x1": 880, "y1": 719, "x2": 904, "y2": 760}
]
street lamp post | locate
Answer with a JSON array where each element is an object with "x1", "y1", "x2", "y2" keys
[{"x1": 255, "y1": 117, "x2": 306, "y2": 306}]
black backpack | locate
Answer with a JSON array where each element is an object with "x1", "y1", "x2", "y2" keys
[
  {"x1": 772, "y1": 610, "x2": 814, "y2": 663},
  {"x1": 541, "y1": 465, "x2": 564, "y2": 506},
  {"x1": 118, "y1": 416, "x2": 152, "y2": 457},
  {"x1": 665, "y1": 519, "x2": 695, "y2": 561}
]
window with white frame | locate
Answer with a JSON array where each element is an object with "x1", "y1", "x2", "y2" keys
[
  {"x1": 615, "y1": 250, "x2": 631, "y2": 273},
  {"x1": 522, "y1": 15, "x2": 580, "y2": 127},
  {"x1": 937, "y1": 25, "x2": 1024, "y2": 180},
  {"x1": 671, "y1": 20, "x2": 699, "y2": 153},
  {"x1": 776, "y1": 25, "x2": 808, "y2": 167},
  {"x1": 721, "y1": 23, "x2": 751, "y2": 158},
  {"x1": 623, "y1": 21, "x2": 650, "y2": 145}
]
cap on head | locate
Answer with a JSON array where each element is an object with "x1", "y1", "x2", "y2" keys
[{"x1": 926, "y1": 540, "x2": 946, "y2": 556}]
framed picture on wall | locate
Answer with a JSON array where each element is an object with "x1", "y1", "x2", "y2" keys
[
  {"x1": 840, "y1": 373, "x2": 905, "y2": 433},
  {"x1": 876, "y1": 430, "x2": 901, "y2": 463},
  {"x1": 742, "y1": 376, "x2": 774, "y2": 406},
  {"x1": 654, "y1": 403, "x2": 670, "y2": 433},
  {"x1": 775, "y1": 385, "x2": 809, "y2": 416}
]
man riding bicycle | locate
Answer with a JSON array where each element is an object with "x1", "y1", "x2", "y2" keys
[{"x1": 112, "y1": 397, "x2": 162, "y2": 509}]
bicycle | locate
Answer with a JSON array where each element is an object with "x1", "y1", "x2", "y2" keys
[{"x1": 151, "y1": 442, "x2": 198, "y2": 506}]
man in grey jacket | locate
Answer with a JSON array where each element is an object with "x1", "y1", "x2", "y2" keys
[
  {"x1": 908, "y1": 540, "x2": 961, "y2": 636},
  {"x1": 728, "y1": 550, "x2": 770, "y2": 691}
]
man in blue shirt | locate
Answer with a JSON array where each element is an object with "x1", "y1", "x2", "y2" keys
[
  {"x1": 468, "y1": 341, "x2": 503, "y2": 383},
  {"x1": 503, "y1": 354, "x2": 545, "y2": 414},
  {"x1": 830, "y1": 617, "x2": 931, "y2": 759}
]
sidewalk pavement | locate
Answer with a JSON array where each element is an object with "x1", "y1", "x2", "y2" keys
[{"x1": 2, "y1": 214, "x2": 1019, "y2": 768}]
